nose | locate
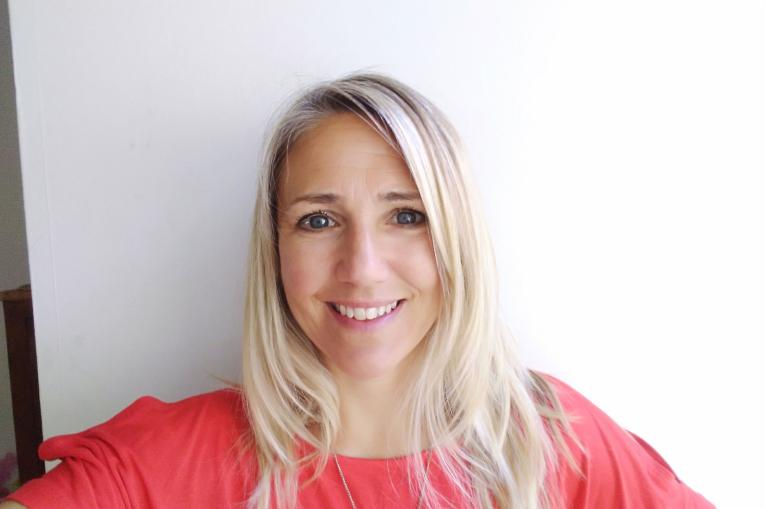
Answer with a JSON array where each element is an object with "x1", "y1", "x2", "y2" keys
[{"x1": 335, "y1": 224, "x2": 390, "y2": 286}]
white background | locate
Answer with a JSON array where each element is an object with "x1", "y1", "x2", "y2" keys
[{"x1": 8, "y1": 1, "x2": 763, "y2": 507}]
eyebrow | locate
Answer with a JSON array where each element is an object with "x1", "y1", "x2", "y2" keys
[{"x1": 289, "y1": 190, "x2": 422, "y2": 207}]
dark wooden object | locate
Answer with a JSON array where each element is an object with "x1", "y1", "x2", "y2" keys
[{"x1": 1, "y1": 284, "x2": 44, "y2": 483}]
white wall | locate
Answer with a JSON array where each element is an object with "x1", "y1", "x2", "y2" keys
[{"x1": 8, "y1": 1, "x2": 762, "y2": 507}]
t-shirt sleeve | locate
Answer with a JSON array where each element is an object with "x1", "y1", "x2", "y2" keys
[
  {"x1": 5, "y1": 390, "x2": 251, "y2": 509},
  {"x1": 543, "y1": 373, "x2": 716, "y2": 509}
]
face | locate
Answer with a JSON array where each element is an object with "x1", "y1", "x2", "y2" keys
[{"x1": 276, "y1": 113, "x2": 441, "y2": 382}]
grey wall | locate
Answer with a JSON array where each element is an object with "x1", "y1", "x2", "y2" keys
[{"x1": 0, "y1": 0, "x2": 29, "y2": 490}]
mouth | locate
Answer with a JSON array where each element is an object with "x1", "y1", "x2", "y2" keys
[{"x1": 328, "y1": 299, "x2": 404, "y2": 322}]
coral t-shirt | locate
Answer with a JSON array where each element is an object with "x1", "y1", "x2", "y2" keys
[{"x1": 6, "y1": 374, "x2": 715, "y2": 508}]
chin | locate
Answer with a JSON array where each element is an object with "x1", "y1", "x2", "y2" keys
[{"x1": 331, "y1": 351, "x2": 408, "y2": 381}]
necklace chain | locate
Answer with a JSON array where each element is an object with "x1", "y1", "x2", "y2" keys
[{"x1": 333, "y1": 451, "x2": 433, "y2": 509}]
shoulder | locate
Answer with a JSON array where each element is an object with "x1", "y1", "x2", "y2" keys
[
  {"x1": 10, "y1": 388, "x2": 254, "y2": 508},
  {"x1": 532, "y1": 371, "x2": 715, "y2": 508},
  {"x1": 534, "y1": 370, "x2": 670, "y2": 470},
  {"x1": 40, "y1": 388, "x2": 249, "y2": 462},
  {"x1": 103, "y1": 388, "x2": 246, "y2": 432},
  {"x1": 535, "y1": 371, "x2": 631, "y2": 438},
  {"x1": 535, "y1": 371, "x2": 675, "y2": 472}
]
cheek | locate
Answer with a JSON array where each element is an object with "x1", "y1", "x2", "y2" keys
[
  {"x1": 418, "y1": 237, "x2": 441, "y2": 282},
  {"x1": 280, "y1": 242, "x2": 314, "y2": 301},
  {"x1": 396, "y1": 239, "x2": 442, "y2": 302},
  {"x1": 279, "y1": 238, "x2": 335, "y2": 310}
]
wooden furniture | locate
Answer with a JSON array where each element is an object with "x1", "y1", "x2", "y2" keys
[{"x1": 1, "y1": 284, "x2": 44, "y2": 483}]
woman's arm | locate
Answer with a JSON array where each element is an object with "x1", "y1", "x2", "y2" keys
[{"x1": 0, "y1": 501, "x2": 27, "y2": 508}]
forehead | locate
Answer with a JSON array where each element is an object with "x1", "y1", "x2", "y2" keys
[{"x1": 278, "y1": 113, "x2": 416, "y2": 202}]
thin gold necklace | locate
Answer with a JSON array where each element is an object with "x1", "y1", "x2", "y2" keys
[{"x1": 333, "y1": 451, "x2": 433, "y2": 509}]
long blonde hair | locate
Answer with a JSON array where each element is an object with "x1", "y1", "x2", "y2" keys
[{"x1": 241, "y1": 72, "x2": 583, "y2": 508}]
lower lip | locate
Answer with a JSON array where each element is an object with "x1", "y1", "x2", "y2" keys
[{"x1": 327, "y1": 300, "x2": 405, "y2": 331}]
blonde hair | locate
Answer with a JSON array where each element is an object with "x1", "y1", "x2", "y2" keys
[{"x1": 241, "y1": 72, "x2": 583, "y2": 508}]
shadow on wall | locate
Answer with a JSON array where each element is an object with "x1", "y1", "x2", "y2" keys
[{"x1": 2, "y1": 0, "x2": 38, "y2": 495}]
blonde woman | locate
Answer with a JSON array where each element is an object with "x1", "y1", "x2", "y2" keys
[{"x1": 3, "y1": 73, "x2": 714, "y2": 509}]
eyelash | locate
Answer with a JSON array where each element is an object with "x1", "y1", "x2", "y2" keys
[{"x1": 296, "y1": 208, "x2": 427, "y2": 231}]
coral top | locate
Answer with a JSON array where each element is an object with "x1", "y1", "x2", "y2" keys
[{"x1": 6, "y1": 374, "x2": 715, "y2": 508}]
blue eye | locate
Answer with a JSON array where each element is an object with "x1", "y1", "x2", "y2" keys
[
  {"x1": 395, "y1": 209, "x2": 425, "y2": 226},
  {"x1": 298, "y1": 212, "x2": 335, "y2": 230}
]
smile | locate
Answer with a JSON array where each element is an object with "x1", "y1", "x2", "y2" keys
[
  {"x1": 326, "y1": 299, "x2": 405, "y2": 329},
  {"x1": 330, "y1": 300, "x2": 400, "y2": 321}
]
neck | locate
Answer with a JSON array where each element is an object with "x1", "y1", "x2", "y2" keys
[{"x1": 330, "y1": 368, "x2": 416, "y2": 458}]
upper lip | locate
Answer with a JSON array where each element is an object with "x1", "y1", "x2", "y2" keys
[{"x1": 328, "y1": 299, "x2": 403, "y2": 308}]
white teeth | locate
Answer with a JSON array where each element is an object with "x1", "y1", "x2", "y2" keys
[{"x1": 332, "y1": 300, "x2": 400, "y2": 321}]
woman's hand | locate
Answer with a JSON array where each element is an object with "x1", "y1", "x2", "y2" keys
[{"x1": 0, "y1": 501, "x2": 27, "y2": 508}]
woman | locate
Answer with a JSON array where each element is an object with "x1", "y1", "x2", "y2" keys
[{"x1": 3, "y1": 73, "x2": 714, "y2": 508}]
